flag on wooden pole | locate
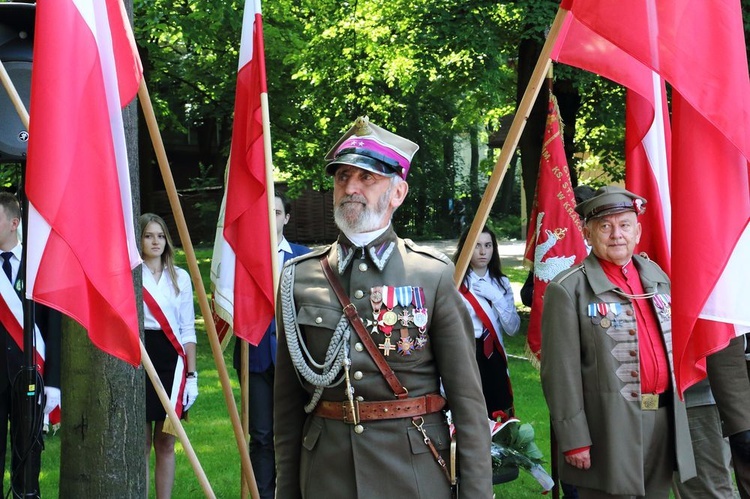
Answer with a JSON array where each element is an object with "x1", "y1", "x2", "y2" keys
[
  {"x1": 524, "y1": 93, "x2": 588, "y2": 362},
  {"x1": 552, "y1": 0, "x2": 750, "y2": 394},
  {"x1": 25, "y1": 0, "x2": 142, "y2": 366},
  {"x1": 211, "y1": 0, "x2": 274, "y2": 346}
]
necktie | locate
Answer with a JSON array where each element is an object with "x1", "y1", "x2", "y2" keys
[
  {"x1": 1, "y1": 252, "x2": 13, "y2": 283},
  {"x1": 482, "y1": 328, "x2": 494, "y2": 358}
]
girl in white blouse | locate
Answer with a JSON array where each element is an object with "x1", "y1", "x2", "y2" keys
[
  {"x1": 140, "y1": 213, "x2": 197, "y2": 498},
  {"x1": 455, "y1": 226, "x2": 520, "y2": 418}
]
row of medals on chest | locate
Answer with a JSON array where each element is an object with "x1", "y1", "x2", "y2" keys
[
  {"x1": 363, "y1": 285, "x2": 428, "y2": 357},
  {"x1": 588, "y1": 294, "x2": 671, "y2": 328}
]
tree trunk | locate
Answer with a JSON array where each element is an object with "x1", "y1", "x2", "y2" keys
[
  {"x1": 468, "y1": 126, "x2": 480, "y2": 215},
  {"x1": 59, "y1": 2, "x2": 146, "y2": 495},
  {"x1": 58, "y1": 319, "x2": 146, "y2": 497}
]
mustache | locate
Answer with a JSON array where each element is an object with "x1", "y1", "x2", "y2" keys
[{"x1": 337, "y1": 194, "x2": 367, "y2": 206}]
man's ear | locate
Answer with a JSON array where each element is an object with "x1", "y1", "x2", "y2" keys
[
  {"x1": 283, "y1": 213, "x2": 291, "y2": 226},
  {"x1": 10, "y1": 218, "x2": 19, "y2": 232},
  {"x1": 390, "y1": 181, "x2": 409, "y2": 209}
]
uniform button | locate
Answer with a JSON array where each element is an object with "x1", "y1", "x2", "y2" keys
[
  {"x1": 358, "y1": 263, "x2": 368, "y2": 272},
  {"x1": 315, "y1": 317, "x2": 323, "y2": 324},
  {"x1": 353, "y1": 371, "x2": 363, "y2": 380},
  {"x1": 354, "y1": 425, "x2": 364, "y2": 434},
  {"x1": 355, "y1": 342, "x2": 364, "y2": 352},
  {"x1": 626, "y1": 310, "x2": 634, "y2": 316},
  {"x1": 354, "y1": 290, "x2": 364, "y2": 299},
  {"x1": 629, "y1": 350, "x2": 637, "y2": 357},
  {"x1": 630, "y1": 391, "x2": 638, "y2": 398},
  {"x1": 356, "y1": 396, "x2": 364, "y2": 402},
  {"x1": 631, "y1": 370, "x2": 638, "y2": 378},
  {"x1": 629, "y1": 329, "x2": 636, "y2": 336}
]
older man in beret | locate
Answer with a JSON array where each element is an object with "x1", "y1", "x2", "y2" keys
[
  {"x1": 540, "y1": 186, "x2": 696, "y2": 498},
  {"x1": 274, "y1": 117, "x2": 492, "y2": 498}
]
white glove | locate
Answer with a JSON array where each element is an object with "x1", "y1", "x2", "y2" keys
[
  {"x1": 471, "y1": 279, "x2": 503, "y2": 304},
  {"x1": 183, "y1": 377, "x2": 199, "y2": 412},
  {"x1": 43, "y1": 386, "x2": 61, "y2": 415}
]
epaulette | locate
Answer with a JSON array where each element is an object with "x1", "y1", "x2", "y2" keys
[
  {"x1": 403, "y1": 239, "x2": 451, "y2": 264},
  {"x1": 638, "y1": 251, "x2": 651, "y2": 261},
  {"x1": 285, "y1": 245, "x2": 330, "y2": 267},
  {"x1": 555, "y1": 264, "x2": 585, "y2": 284}
]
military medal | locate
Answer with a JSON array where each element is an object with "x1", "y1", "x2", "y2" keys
[
  {"x1": 382, "y1": 310, "x2": 398, "y2": 326},
  {"x1": 397, "y1": 329, "x2": 414, "y2": 356},
  {"x1": 415, "y1": 331, "x2": 428, "y2": 350},
  {"x1": 377, "y1": 309, "x2": 394, "y2": 335},
  {"x1": 412, "y1": 287, "x2": 428, "y2": 331},
  {"x1": 379, "y1": 335, "x2": 396, "y2": 356},
  {"x1": 397, "y1": 309, "x2": 412, "y2": 327},
  {"x1": 370, "y1": 286, "x2": 383, "y2": 320},
  {"x1": 654, "y1": 294, "x2": 671, "y2": 318},
  {"x1": 369, "y1": 286, "x2": 384, "y2": 333},
  {"x1": 588, "y1": 303, "x2": 601, "y2": 325},
  {"x1": 600, "y1": 317, "x2": 611, "y2": 328}
]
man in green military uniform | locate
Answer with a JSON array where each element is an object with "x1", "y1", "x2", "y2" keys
[
  {"x1": 540, "y1": 186, "x2": 696, "y2": 498},
  {"x1": 274, "y1": 117, "x2": 492, "y2": 498}
]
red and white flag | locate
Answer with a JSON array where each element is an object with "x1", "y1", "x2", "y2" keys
[
  {"x1": 625, "y1": 77, "x2": 671, "y2": 276},
  {"x1": 211, "y1": 0, "x2": 274, "y2": 346},
  {"x1": 552, "y1": 0, "x2": 750, "y2": 395},
  {"x1": 524, "y1": 94, "x2": 588, "y2": 362},
  {"x1": 25, "y1": 0, "x2": 143, "y2": 366}
]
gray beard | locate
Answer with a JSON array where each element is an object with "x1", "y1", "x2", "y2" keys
[{"x1": 334, "y1": 185, "x2": 392, "y2": 233}]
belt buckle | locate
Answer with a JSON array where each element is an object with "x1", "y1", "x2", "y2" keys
[
  {"x1": 641, "y1": 393, "x2": 659, "y2": 411},
  {"x1": 343, "y1": 400, "x2": 360, "y2": 424}
]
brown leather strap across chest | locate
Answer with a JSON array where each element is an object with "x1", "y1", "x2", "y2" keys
[{"x1": 314, "y1": 393, "x2": 446, "y2": 423}]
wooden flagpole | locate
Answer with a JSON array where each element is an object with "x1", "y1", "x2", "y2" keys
[
  {"x1": 138, "y1": 79, "x2": 260, "y2": 499},
  {"x1": 140, "y1": 341, "x2": 216, "y2": 498},
  {"x1": 0, "y1": 60, "x2": 29, "y2": 129},
  {"x1": 452, "y1": 7, "x2": 569, "y2": 286},
  {"x1": 238, "y1": 84, "x2": 280, "y2": 499}
]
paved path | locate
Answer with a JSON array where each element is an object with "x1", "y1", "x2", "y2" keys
[{"x1": 418, "y1": 239, "x2": 526, "y2": 268}]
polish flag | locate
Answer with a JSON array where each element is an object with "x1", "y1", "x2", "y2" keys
[
  {"x1": 552, "y1": 0, "x2": 750, "y2": 394},
  {"x1": 625, "y1": 76, "x2": 671, "y2": 276},
  {"x1": 25, "y1": 0, "x2": 142, "y2": 366},
  {"x1": 211, "y1": 0, "x2": 274, "y2": 345}
]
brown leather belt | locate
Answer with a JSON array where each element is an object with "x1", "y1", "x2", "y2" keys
[{"x1": 314, "y1": 393, "x2": 446, "y2": 423}]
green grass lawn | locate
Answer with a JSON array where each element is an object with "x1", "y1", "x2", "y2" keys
[{"x1": 32, "y1": 249, "x2": 555, "y2": 497}]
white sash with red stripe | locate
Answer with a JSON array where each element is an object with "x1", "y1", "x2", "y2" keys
[
  {"x1": 143, "y1": 272, "x2": 187, "y2": 419},
  {"x1": 0, "y1": 274, "x2": 61, "y2": 425},
  {"x1": 0, "y1": 275, "x2": 46, "y2": 369}
]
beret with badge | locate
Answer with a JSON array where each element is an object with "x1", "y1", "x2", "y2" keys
[
  {"x1": 325, "y1": 116, "x2": 419, "y2": 180},
  {"x1": 575, "y1": 185, "x2": 647, "y2": 222}
]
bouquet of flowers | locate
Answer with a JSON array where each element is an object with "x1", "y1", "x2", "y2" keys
[{"x1": 490, "y1": 410, "x2": 554, "y2": 492}]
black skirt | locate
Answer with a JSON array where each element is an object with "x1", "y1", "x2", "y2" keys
[
  {"x1": 475, "y1": 338, "x2": 514, "y2": 418},
  {"x1": 145, "y1": 329, "x2": 183, "y2": 422}
]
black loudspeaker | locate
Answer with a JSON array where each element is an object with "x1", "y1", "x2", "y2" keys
[{"x1": 0, "y1": 3, "x2": 34, "y2": 163}]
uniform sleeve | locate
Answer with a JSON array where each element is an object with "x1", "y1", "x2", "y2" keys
[
  {"x1": 176, "y1": 269, "x2": 197, "y2": 345},
  {"x1": 273, "y1": 268, "x2": 310, "y2": 499},
  {"x1": 540, "y1": 280, "x2": 592, "y2": 452},
  {"x1": 494, "y1": 276, "x2": 520, "y2": 336},
  {"x1": 430, "y1": 263, "x2": 493, "y2": 498}
]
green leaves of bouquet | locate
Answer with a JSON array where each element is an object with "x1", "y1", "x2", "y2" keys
[{"x1": 490, "y1": 410, "x2": 553, "y2": 491}]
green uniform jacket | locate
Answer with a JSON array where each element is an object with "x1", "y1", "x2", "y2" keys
[
  {"x1": 274, "y1": 226, "x2": 492, "y2": 499},
  {"x1": 540, "y1": 253, "x2": 696, "y2": 495}
]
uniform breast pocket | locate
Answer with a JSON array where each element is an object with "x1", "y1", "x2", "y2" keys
[{"x1": 295, "y1": 304, "x2": 345, "y2": 353}]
